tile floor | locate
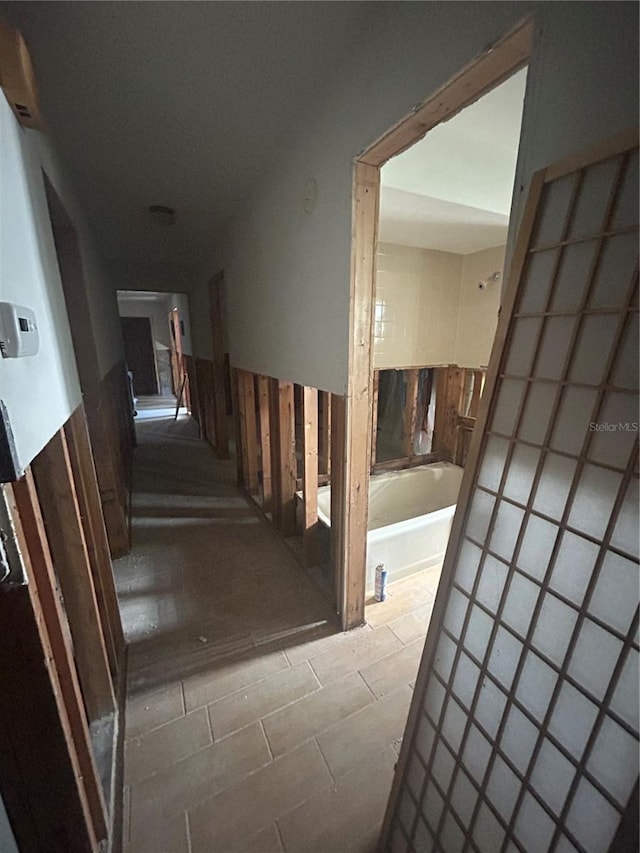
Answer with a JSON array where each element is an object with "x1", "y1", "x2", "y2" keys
[{"x1": 115, "y1": 406, "x2": 440, "y2": 852}]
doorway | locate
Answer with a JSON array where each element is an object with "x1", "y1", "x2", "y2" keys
[
  {"x1": 337, "y1": 18, "x2": 533, "y2": 628},
  {"x1": 120, "y1": 316, "x2": 158, "y2": 396}
]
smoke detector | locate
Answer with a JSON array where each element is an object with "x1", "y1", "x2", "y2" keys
[{"x1": 148, "y1": 205, "x2": 176, "y2": 227}]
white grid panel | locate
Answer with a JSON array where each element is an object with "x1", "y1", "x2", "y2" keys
[{"x1": 386, "y1": 139, "x2": 639, "y2": 853}]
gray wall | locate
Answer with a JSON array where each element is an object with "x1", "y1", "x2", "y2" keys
[{"x1": 218, "y1": 2, "x2": 638, "y2": 393}]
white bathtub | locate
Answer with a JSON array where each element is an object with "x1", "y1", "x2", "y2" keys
[{"x1": 316, "y1": 462, "x2": 463, "y2": 595}]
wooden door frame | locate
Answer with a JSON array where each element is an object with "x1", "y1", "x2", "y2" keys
[{"x1": 338, "y1": 18, "x2": 533, "y2": 629}]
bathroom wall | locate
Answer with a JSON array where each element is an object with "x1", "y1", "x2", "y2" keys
[
  {"x1": 456, "y1": 245, "x2": 505, "y2": 368},
  {"x1": 373, "y1": 242, "x2": 504, "y2": 370}
]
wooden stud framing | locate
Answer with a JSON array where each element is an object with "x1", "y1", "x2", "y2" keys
[
  {"x1": 241, "y1": 371, "x2": 259, "y2": 494},
  {"x1": 276, "y1": 380, "x2": 297, "y2": 537},
  {"x1": 257, "y1": 375, "x2": 272, "y2": 511},
  {"x1": 8, "y1": 473, "x2": 109, "y2": 847},
  {"x1": 31, "y1": 430, "x2": 116, "y2": 722},
  {"x1": 209, "y1": 274, "x2": 230, "y2": 459},
  {"x1": 64, "y1": 405, "x2": 124, "y2": 678},
  {"x1": 233, "y1": 368, "x2": 250, "y2": 490},
  {"x1": 339, "y1": 17, "x2": 534, "y2": 632},
  {"x1": 402, "y1": 368, "x2": 420, "y2": 458},
  {"x1": 302, "y1": 386, "x2": 319, "y2": 566},
  {"x1": 336, "y1": 161, "x2": 380, "y2": 629},
  {"x1": 319, "y1": 391, "x2": 332, "y2": 477},
  {"x1": 330, "y1": 394, "x2": 347, "y2": 607},
  {"x1": 370, "y1": 371, "x2": 379, "y2": 467}
]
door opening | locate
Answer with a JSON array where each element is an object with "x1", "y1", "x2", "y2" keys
[{"x1": 337, "y1": 18, "x2": 533, "y2": 629}]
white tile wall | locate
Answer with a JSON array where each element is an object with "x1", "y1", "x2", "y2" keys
[{"x1": 374, "y1": 243, "x2": 504, "y2": 370}]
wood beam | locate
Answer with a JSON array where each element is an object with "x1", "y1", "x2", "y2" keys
[
  {"x1": 302, "y1": 386, "x2": 319, "y2": 566},
  {"x1": 31, "y1": 430, "x2": 116, "y2": 722},
  {"x1": 268, "y1": 378, "x2": 283, "y2": 529},
  {"x1": 371, "y1": 371, "x2": 379, "y2": 467},
  {"x1": 241, "y1": 372, "x2": 259, "y2": 494},
  {"x1": 257, "y1": 375, "x2": 272, "y2": 512},
  {"x1": 330, "y1": 394, "x2": 346, "y2": 611},
  {"x1": 64, "y1": 405, "x2": 124, "y2": 677},
  {"x1": 339, "y1": 162, "x2": 379, "y2": 629},
  {"x1": 319, "y1": 391, "x2": 331, "y2": 477},
  {"x1": 232, "y1": 368, "x2": 249, "y2": 489},
  {"x1": 8, "y1": 473, "x2": 109, "y2": 847},
  {"x1": 402, "y1": 368, "x2": 420, "y2": 458},
  {"x1": 277, "y1": 380, "x2": 297, "y2": 537},
  {"x1": 209, "y1": 275, "x2": 230, "y2": 458}
]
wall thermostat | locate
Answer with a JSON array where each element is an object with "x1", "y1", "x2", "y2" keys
[{"x1": 0, "y1": 302, "x2": 39, "y2": 358}]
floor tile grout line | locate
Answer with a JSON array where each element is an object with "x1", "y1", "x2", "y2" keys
[
  {"x1": 205, "y1": 703, "x2": 214, "y2": 744},
  {"x1": 260, "y1": 719, "x2": 274, "y2": 760},
  {"x1": 274, "y1": 819, "x2": 287, "y2": 853},
  {"x1": 357, "y1": 668, "x2": 379, "y2": 701},
  {"x1": 185, "y1": 810, "x2": 193, "y2": 853},
  {"x1": 314, "y1": 735, "x2": 337, "y2": 783}
]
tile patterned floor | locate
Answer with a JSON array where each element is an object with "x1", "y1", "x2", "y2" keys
[{"x1": 115, "y1": 410, "x2": 440, "y2": 852}]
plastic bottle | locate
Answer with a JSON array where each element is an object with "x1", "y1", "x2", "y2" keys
[{"x1": 375, "y1": 563, "x2": 388, "y2": 602}]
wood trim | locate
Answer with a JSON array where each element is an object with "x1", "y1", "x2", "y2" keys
[
  {"x1": 257, "y1": 375, "x2": 272, "y2": 512},
  {"x1": 302, "y1": 386, "x2": 319, "y2": 566},
  {"x1": 7, "y1": 473, "x2": 109, "y2": 846},
  {"x1": 359, "y1": 17, "x2": 533, "y2": 167},
  {"x1": 0, "y1": 21, "x2": 44, "y2": 129},
  {"x1": 340, "y1": 162, "x2": 380, "y2": 630},
  {"x1": 544, "y1": 125, "x2": 639, "y2": 182},
  {"x1": 44, "y1": 179, "x2": 131, "y2": 559},
  {"x1": 64, "y1": 405, "x2": 124, "y2": 678},
  {"x1": 209, "y1": 275, "x2": 230, "y2": 458},
  {"x1": 31, "y1": 430, "x2": 116, "y2": 722}
]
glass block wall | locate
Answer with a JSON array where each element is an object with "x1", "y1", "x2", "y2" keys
[{"x1": 384, "y1": 137, "x2": 639, "y2": 853}]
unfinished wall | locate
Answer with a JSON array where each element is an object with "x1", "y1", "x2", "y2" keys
[
  {"x1": 0, "y1": 91, "x2": 81, "y2": 471},
  {"x1": 220, "y1": 2, "x2": 638, "y2": 394},
  {"x1": 373, "y1": 243, "x2": 504, "y2": 370}
]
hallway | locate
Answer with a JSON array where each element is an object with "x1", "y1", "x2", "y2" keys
[{"x1": 116, "y1": 408, "x2": 438, "y2": 853}]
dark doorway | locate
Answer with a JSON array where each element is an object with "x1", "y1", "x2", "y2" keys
[{"x1": 120, "y1": 317, "x2": 158, "y2": 395}]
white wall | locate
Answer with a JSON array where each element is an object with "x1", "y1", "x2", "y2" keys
[
  {"x1": 117, "y1": 296, "x2": 173, "y2": 349},
  {"x1": 0, "y1": 794, "x2": 18, "y2": 853},
  {"x1": 219, "y1": 2, "x2": 638, "y2": 394},
  {"x1": 32, "y1": 134, "x2": 124, "y2": 380},
  {"x1": 456, "y1": 246, "x2": 505, "y2": 368},
  {"x1": 0, "y1": 92, "x2": 81, "y2": 472},
  {"x1": 373, "y1": 243, "x2": 504, "y2": 370}
]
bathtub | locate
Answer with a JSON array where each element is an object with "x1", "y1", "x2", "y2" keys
[{"x1": 315, "y1": 462, "x2": 463, "y2": 595}]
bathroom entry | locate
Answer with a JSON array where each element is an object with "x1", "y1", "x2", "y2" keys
[{"x1": 335, "y1": 20, "x2": 533, "y2": 627}]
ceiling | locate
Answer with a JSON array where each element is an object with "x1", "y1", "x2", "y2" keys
[
  {"x1": 379, "y1": 68, "x2": 527, "y2": 254},
  {"x1": 5, "y1": 2, "x2": 382, "y2": 266}
]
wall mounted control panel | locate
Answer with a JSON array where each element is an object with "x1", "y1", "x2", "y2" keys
[{"x1": 0, "y1": 302, "x2": 39, "y2": 357}]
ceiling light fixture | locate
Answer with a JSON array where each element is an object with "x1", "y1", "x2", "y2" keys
[{"x1": 148, "y1": 205, "x2": 176, "y2": 227}]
